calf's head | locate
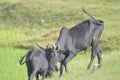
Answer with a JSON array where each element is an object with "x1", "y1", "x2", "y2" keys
[
  {"x1": 35, "y1": 42, "x2": 58, "y2": 71},
  {"x1": 45, "y1": 44, "x2": 58, "y2": 71}
]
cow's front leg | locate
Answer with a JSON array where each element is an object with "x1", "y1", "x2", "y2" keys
[
  {"x1": 59, "y1": 53, "x2": 76, "y2": 76},
  {"x1": 59, "y1": 61, "x2": 64, "y2": 77},
  {"x1": 64, "y1": 53, "x2": 76, "y2": 71}
]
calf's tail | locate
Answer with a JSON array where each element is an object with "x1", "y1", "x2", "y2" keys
[{"x1": 19, "y1": 54, "x2": 26, "y2": 65}]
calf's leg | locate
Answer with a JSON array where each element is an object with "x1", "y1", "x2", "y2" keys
[
  {"x1": 42, "y1": 70, "x2": 47, "y2": 80},
  {"x1": 29, "y1": 70, "x2": 37, "y2": 80},
  {"x1": 36, "y1": 73, "x2": 39, "y2": 80}
]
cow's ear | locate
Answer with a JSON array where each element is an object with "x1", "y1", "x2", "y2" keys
[{"x1": 35, "y1": 42, "x2": 45, "y2": 50}]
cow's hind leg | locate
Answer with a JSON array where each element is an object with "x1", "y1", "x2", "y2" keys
[
  {"x1": 97, "y1": 46, "x2": 102, "y2": 68},
  {"x1": 87, "y1": 43, "x2": 97, "y2": 70}
]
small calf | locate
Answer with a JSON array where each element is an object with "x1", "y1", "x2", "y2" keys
[{"x1": 19, "y1": 43, "x2": 58, "y2": 80}]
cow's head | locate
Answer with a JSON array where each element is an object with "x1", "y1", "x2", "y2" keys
[
  {"x1": 35, "y1": 42, "x2": 58, "y2": 72},
  {"x1": 55, "y1": 26, "x2": 68, "y2": 53}
]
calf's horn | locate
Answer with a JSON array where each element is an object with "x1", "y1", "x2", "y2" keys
[
  {"x1": 50, "y1": 43, "x2": 56, "y2": 50},
  {"x1": 35, "y1": 42, "x2": 45, "y2": 50}
]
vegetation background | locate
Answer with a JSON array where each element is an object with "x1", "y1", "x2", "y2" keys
[{"x1": 0, "y1": 0, "x2": 120, "y2": 80}]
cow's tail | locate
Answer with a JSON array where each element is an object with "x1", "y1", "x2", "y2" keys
[
  {"x1": 82, "y1": 7, "x2": 96, "y2": 21},
  {"x1": 82, "y1": 7, "x2": 103, "y2": 24},
  {"x1": 19, "y1": 54, "x2": 26, "y2": 65}
]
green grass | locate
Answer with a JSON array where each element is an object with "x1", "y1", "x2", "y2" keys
[
  {"x1": 0, "y1": 48, "x2": 120, "y2": 80},
  {"x1": 0, "y1": 0, "x2": 120, "y2": 80},
  {"x1": 0, "y1": 47, "x2": 27, "y2": 80}
]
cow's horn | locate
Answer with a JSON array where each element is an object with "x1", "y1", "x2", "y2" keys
[{"x1": 35, "y1": 42, "x2": 45, "y2": 50}]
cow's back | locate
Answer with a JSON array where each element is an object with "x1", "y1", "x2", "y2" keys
[
  {"x1": 69, "y1": 20, "x2": 91, "y2": 37},
  {"x1": 68, "y1": 19, "x2": 92, "y2": 50},
  {"x1": 68, "y1": 19, "x2": 104, "y2": 51}
]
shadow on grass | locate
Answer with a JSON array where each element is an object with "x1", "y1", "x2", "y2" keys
[
  {"x1": 14, "y1": 45, "x2": 35, "y2": 50},
  {"x1": 1, "y1": 43, "x2": 35, "y2": 50}
]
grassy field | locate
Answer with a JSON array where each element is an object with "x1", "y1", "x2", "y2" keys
[{"x1": 0, "y1": 0, "x2": 120, "y2": 80}]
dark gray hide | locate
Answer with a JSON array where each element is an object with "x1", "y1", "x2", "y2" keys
[
  {"x1": 19, "y1": 49, "x2": 57, "y2": 80},
  {"x1": 56, "y1": 18, "x2": 104, "y2": 76}
]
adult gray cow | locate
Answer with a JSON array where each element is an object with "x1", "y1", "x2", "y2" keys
[
  {"x1": 19, "y1": 42, "x2": 58, "y2": 80},
  {"x1": 55, "y1": 8, "x2": 104, "y2": 76}
]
